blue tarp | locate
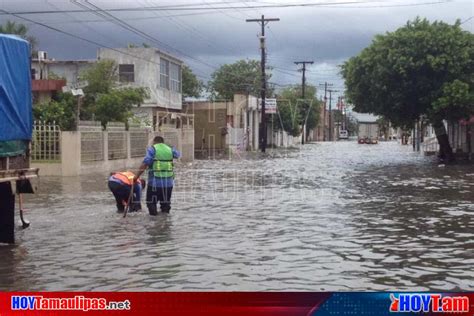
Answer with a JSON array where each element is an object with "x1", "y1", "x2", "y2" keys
[{"x1": 0, "y1": 34, "x2": 32, "y2": 142}]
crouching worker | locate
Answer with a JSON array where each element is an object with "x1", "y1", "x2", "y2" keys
[
  {"x1": 134, "y1": 136, "x2": 180, "y2": 215},
  {"x1": 108, "y1": 171, "x2": 145, "y2": 213}
]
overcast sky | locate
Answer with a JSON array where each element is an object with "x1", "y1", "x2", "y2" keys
[{"x1": 1, "y1": 0, "x2": 472, "y2": 99}]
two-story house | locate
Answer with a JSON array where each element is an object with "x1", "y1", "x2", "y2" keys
[
  {"x1": 98, "y1": 47, "x2": 184, "y2": 130},
  {"x1": 31, "y1": 51, "x2": 95, "y2": 104}
]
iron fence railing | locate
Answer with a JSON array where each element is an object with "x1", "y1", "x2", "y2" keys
[{"x1": 31, "y1": 121, "x2": 61, "y2": 162}]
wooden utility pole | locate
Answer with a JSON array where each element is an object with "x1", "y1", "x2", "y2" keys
[
  {"x1": 246, "y1": 15, "x2": 279, "y2": 153},
  {"x1": 319, "y1": 82, "x2": 333, "y2": 141},
  {"x1": 327, "y1": 89, "x2": 339, "y2": 141},
  {"x1": 295, "y1": 61, "x2": 313, "y2": 144}
]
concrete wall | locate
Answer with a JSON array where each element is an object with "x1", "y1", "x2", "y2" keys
[
  {"x1": 268, "y1": 130, "x2": 300, "y2": 148},
  {"x1": 131, "y1": 107, "x2": 154, "y2": 128},
  {"x1": 48, "y1": 61, "x2": 95, "y2": 84},
  {"x1": 188, "y1": 101, "x2": 228, "y2": 153},
  {"x1": 448, "y1": 120, "x2": 473, "y2": 157},
  {"x1": 32, "y1": 128, "x2": 193, "y2": 176}
]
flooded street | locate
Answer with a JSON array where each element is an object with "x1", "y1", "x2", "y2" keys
[{"x1": 1, "y1": 141, "x2": 473, "y2": 291}]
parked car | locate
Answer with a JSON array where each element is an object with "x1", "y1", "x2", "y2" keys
[{"x1": 339, "y1": 130, "x2": 349, "y2": 140}]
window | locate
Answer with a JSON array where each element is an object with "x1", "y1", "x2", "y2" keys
[
  {"x1": 160, "y1": 59, "x2": 169, "y2": 89},
  {"x1": 119, "y1": 64, "x2": 134, "y2": 82},
  {"x1": 170, "y1": 62, "x2": 181, "y2": 92}
]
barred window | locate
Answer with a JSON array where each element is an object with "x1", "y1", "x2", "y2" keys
[
  {"x1": 170, "y1": 62, "x2": 181, "y2": 92},
  {"x1": 119, "y1": 64, "x2": 134, "y2": 83},
  {"x1": 160, "y1": 59, "x2": 169, "y2": 89}
]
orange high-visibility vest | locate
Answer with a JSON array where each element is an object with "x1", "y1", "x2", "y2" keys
[{"x1": 113, "y1": 171, "x2": 135, "y2": 186}]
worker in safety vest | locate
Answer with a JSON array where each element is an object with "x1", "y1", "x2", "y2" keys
[
  {"x1": 134, "y1": 136, "x2": 180, "y2": 215},
  {"x1": 108, "y1": 171, "x2": 144, "y2": 213}
]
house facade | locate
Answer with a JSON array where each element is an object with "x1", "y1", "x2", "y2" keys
[
  {"x1": 31, "y1": 52, "x2": 95, "y2": 104},
  {"x1": 184, "y1": 94, "x2": 254, "y2": 158},
  {"x1": 98, "y1": 48, "x2": 183, "y2": 129}
]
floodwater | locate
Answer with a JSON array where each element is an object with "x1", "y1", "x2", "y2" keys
[{"x1": 1, "y1": 141, "x2": 473, "y2": 291}]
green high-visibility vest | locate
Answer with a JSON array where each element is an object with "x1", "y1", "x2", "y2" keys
[{"x1": 152, "y1": 143, "x2": 174, "y2": 178}]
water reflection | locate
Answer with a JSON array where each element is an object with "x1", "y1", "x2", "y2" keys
[{"x1": 1, "y1": 142, "x2": 473, "y2": 290}]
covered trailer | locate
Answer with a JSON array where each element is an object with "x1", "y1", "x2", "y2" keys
[
  {"x1": 358, "y1": 122, "x2": 379, "y2": 144},
  {"x1": 0, "y1": 34, "x2": 38, "y2": 243}
]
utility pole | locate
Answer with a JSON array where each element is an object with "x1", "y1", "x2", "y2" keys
[
  {"x1": 246, "y1": 15, "x2": 279, "y2": 153},
  {"x1": 319, "y1": 82, "x2": 333, "y2": 141},
  {"x1": 295, "y1": 61, "x2": 313, "y2": 145},
  {"x1": 327, "y1": 89, "x2": 339, "y2": 141}
]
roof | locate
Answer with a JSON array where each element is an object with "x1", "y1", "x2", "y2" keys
[
  {"x1": 352, "y1": 112, "x2": 379, "y2": 123},
  {"x1": 98, "y1": 47, "x2": 184, "y2": 64}
]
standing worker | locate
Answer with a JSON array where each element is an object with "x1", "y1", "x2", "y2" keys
[
  {"x1": 108, "y1": 171, "x2": 144, "y2": 213},
  {"x1": 134, "y1": 136, "x2": 180, "y2": 215}
]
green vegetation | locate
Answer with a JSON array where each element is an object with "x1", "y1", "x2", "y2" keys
[
  {"x1": 207, "y1": 59, "x2": 272, "y2": 100},
  {"x1": 182, "y1": 65, "x2": 203, "y2": 99},
  {"x1": 276, "y1": 85, "x2": 321, "y2": 137},
  {"x1": 33, "y1": 60, "x2": 148, "y2": 129},
  {"x1": 342, "y1": 18, "x2": 474, "y2": 160},
  {"x1": 33, "y1": 93, "x2": 76, "y2": 130},
  {"x1": 0, "y1": 20, "x2": 37, "y2": 50}
]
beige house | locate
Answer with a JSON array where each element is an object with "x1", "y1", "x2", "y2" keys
[{"x1": 184, "y1": 93, "x2": 260, "y2": 157}]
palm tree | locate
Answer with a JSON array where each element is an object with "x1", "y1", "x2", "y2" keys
[{"x1": 0, "y1": 20, "x2": 37, "y2": 50}]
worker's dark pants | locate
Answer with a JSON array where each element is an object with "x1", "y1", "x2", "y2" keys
[
  {"x1": 108, "y1": 181, "x2": 141, "y2": 212},
  {"x1": 146, "y1": 185, "x2": 173, "y2": 215}
]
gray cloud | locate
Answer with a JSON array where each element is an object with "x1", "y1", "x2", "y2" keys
[{"x1": 1, "y1": 0, "x2": 472, "y2": 97}]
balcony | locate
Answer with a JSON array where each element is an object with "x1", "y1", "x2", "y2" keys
[{"x1": 32, "y1": 79, "x2": 66, "y2": 92}]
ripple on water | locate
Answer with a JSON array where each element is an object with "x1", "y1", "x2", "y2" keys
[{"x1": 1, "y1": 142, "x2": 473, "y2": 291}]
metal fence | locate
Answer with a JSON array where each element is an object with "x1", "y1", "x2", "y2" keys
[
  {"x1": 31, "y1": 121, "x2": 61, "y2": 162},
  {"x1": 81, "y1": 132, "x2": 104, "y2": 162}
]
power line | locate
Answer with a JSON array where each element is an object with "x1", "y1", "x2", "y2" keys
[
  {"x1": 70, "y1": 0, "x2": 218, "y2": 70},
  {"x1": 0, "y1": 8, "x2": 215, "y2": 82},
  {"x1": 140, "y1": 0, "x2": 242, "y2": 56},
  {"x1": 1, "y1": 0, "x2": 451, "y2": 15},
  {"x1": 19, "y1": 10, "x2": 247, "y2": 25},
  {"x1": 461, "y1": 16, "x2": 473, "y2": 25}
]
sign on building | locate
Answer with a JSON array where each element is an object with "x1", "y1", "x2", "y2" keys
[
  {"x1": 258, "y1": 98, "x2": 277, "y2": 114},
  {"x1": 62, "y1": 80, "x2": 89, "y2": 96}
]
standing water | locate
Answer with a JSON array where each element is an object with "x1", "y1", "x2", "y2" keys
[{"x1": 1, "y1": 142, "x2": 473, "y2": 291}]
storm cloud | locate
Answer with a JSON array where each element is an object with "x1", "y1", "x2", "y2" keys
[{"x1": 1, "y1": 0, "x2": 472, "y2": 98}]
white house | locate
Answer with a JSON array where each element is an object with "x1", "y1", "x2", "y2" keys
[{"x1": 97, "y1": 47, "x2": 183, "y2": 128}]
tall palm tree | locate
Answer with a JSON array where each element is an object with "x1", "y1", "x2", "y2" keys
[{"x1": 0, "y1": 20, "x2": 37, "y2": 50}]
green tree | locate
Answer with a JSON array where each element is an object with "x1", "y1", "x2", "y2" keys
[
  {"x1": 376, "y1": 117, "x2": 391, "y2": 140},
  {"x1": 182, "y1": 65, "x2": 203, "y2": 99},
  {"x1": 33, "y1": 60, "x2": 148, "y2": 129},
  {"x1": 33, "y1": 93, "x2": 76, "y2": 130},
  {"x1": 342, "y1": 18, "x2": 474, "y2": 161},
  {"x1": 0, "y1": 20, "x2": 37, "y2": 50},
  {"x1": 276, "y1": 85, "x2": 321, "y2": 138},
  {"x1": 208, "y1": 59, "x2": 272, "y2": 100},
  {"x1": 79, "y1": 59, "x2": 149, "y2": 126},
  {"x1": 81, "y1": 59, "x2": 117, "y2": 96},
  {"x1": 94, "y1": 87, "x2": 148, "y2": 126}
]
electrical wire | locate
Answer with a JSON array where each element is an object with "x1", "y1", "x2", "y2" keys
[
  {"x1": 70, "y1": 0, "x2": 218, "y2": 70},
  {"x1": 1, "y1": 0, "x2": 452, "y2": 15}
]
